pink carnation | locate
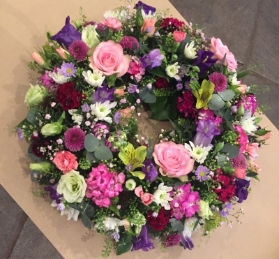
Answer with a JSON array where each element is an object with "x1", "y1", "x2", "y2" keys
[
  {"x1": 234, "y1": 125, "x2": 248, "y2": 153},
  {"x1": 102, "y1": 17, "x2": 122, "y2": 31},
  {"x1": 53, "y1": 151, "x2": 78, "y2": 173}
]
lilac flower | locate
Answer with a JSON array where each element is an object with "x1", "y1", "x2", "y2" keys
[
  {"x1": 111, "y1": 232, "x2": 120, "y2": 242},
  {"x1": 60, "y1": 62, "x2": 76, "y2": 77},
  {"x1": 134, "y1": 1, "x2": 156, "y2": 14},
  {"x1": 195, "y1": 165, "x2": 210, "y2": 181},
  {"x1": 142, "y1": 159, "x2": 158, "y2": 182},
  {"x1": 220, "y1": 202, "x2": 232, "y2": 217},
  {"x1": 44, "y1": 185, "x2": 62, "y2": 204},
  {"x1": 132, "y1": 225, "x2": 154, "y2": 252},
  {"x1": 192, "y1": 50, "x2": 217, "y2": 76},
  {"x1": 140, "y1": 49, "x2": 164, "y2": 69},
  {"x1": 180, "y1": 235, "x2": 194, "y2": 250},
  {"x1": 176, "y1": 82, "x2": 183, "y2": 91},
  {"x1": 91, "y1": 85, "x2": 115, "y2": 103},
  {"x1": 235, "y1": 179, "x2": 250, "y2": 203},
  {"x1": 81, "y1": 103, "x2": 91, "y2": 113},
  {"x1": 17, "y1": 128, "x2": 24, "y2": 141},
  {"x1": 51, "y1": 16, "x2": 81, "y2": 49},
  {"x1": 113, "y1": 111, "x2": 121, "y2": 124},
  {"x1": 128, "y1": 84, "x2": 139, "y2": 93},
  {"x1": 193, "y1": 119, "x2": 220, "y2": 147}
]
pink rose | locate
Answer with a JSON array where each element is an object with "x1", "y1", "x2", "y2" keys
[
  {"x1": 234, "y1": 168, "x2": 246, "y2": 179},
  {"x1": 153, "y1": 141, "x2": 194, "y2": 178},
  {"x1": 102, "y1": 17, "x2": 122, "y2": 31},
  {"x1": 90, "y1": 40, "x2": 130, "y2": 77},
  {"x1": 135, "y1": 186, "x2": 153, "y2": 206},
  {"x1": 173, "y1": 31, "x2": 186, "y2": 42},
  {"x1": 53, "y1": 151, "x2": 78, "y2": 173},
  {"x1": 245, "y1": 143, "x2": 259, "y2": 161},
  {"x1": 210, "y1": 37, "x2": 237, "y2": 71},
  {"x1": 141, "y1": 18, "x2": 156, "y2": 37}
]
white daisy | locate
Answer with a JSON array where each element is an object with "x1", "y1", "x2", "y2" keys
[
  {"x1": 49, "y1": 69, "x2": 68, "y2": 84},
  {"x1": 90, "y1": 100, "x2": 117, "y2": 123},
  {"x1": 184, "y1": 141, "x2": 212, "y2": 164},
  {"x1": 240, "y1": 113, "x2": 257, "y2": 134},
  {"x1": 153, "y1": 183, "x2": 173, "y2": 210},
  {"x1": 82, "y1": 70, "x2": 105, "y2": 87}
]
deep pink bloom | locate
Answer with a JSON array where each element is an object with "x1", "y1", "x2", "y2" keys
[
  {"x1": 208, "y1": 72, "x2": 227, "y2": 92},
  {"x1": 234, "y1": 125, "x2": 248, "y2": 153},
  {"x1": 120, "y1": 36, "x2": 140, "y2": 50},
  {"x1": 64, "y1": 127, "x2": 85, "y2": 152},
  {"x1": 165, "y1": 234, "x2": 181, "y2": 247},
  {"x1": 181, "y1": 191, "x2": 200, "y2": 218},
  {"x1": 231, "y1": 153, "x2": 247, "y2": 169},
  {"x1": 92, "y1": 123, "x2": 110, "y2": 138},
  {"x1": 177, "y1": 91, "x2": 197, "y2": 118},
  {"x1": 69, "y1": 40, "x2": 89, "y2": 62},
  {"x1": 41, "y1": 71, "x2": 54, "y2": 87},
  {"x1": 237, "y1": 94, "x2": 258, "y2": 115}
]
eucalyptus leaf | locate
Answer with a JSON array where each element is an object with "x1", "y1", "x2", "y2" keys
[
  {"x1": 84, "y1": 134, "x2": 100, "y2": 152},
  {"x1": 221, "y1": 144, "x2": 239, "y2": 159},
  {"x1": 95, "y1": 145, "x2": 113, "y2": 160},
  {"x1": 218, "y1": 90, "x2": 235, "y2": 101},
  {"x1": 208, "y1": 94, "x2": 225, "y2": 110},
  {"x1": 86, "y1": 151, "x2": 98, "y2": 163},
  {"x1": 216, "y1": 154, "x2": 227, "y2": 167},
  {"x1": 171, "y1": 220, "x2": 184, "y2": 232},
  {"x1": 81, "y1": 213, "x2": 92, "y2": 229},
  {"x1": 147, "y1": 67, "x2": 168, "y2": 79},
  {"x1": 27, "y1": 108, "x2": 38, "y2": 124},
  {"x1": 116, "y1": 243, "x2": 132, "y2": 255},
  {"x1": 139, "y1": 88, "x2": 156, "y2": 103},
  {"x1": 84, "y1": 204, "x2": 95, "y2": 218}
]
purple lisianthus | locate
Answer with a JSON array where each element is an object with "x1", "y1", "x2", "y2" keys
[
  {"x1": 51, "y1": 16, "x2": 81, "y2": 49},
  {"x1": 134, "y1": 1, "x2": 156, "y2": 14},
  {"x1": 91, "y1": 85, "x2": 115, "y2": 103},
  {"x1": 220, "y1": 202, "x2": 232, "y2": 217},
  {"x1": 235, "y1": 178, "x2": 250, "y2": 203},
  {"x1": 132, "y1": 224, "x2": 154, "y2": 252},
  {"x1": 180, "y1": 235, "x2": 194, "y2": 250},
  {"x1": 193, "y1": 119, "x2": 220, "y2": 147},
  {"x1": 195, "y1": 165, "x2": 210, "y2": 181},
  {"x1": 140, "y1": 49, "x2": 164, "y2": 69},
  {"x1": 192, "y1": 50, "x2": 217, "y2": 76},
  {"x1": 142, "y1": 159, "x2": 158, "y2": 182},
  {"x1": 44, "y1": 185, "x2": 62, "y2": 204}
]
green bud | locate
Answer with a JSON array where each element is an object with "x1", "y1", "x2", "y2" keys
[
  {"x1": 237, "y1": 104, "x2": 244, "y2": 116},
  {"x1": 24, "y1": 84, "x2": 47, "y2": 108},
  {"x1": 125, "y1": 179, "x2": 136, "y2": 191},
  {"x1": 135, "y1": 8, "x2": 143, "y2": 28},
  {"x1": 225, "y1": 101, "x2": 231, "y2": 108},
  {"x1": 41, "y1": 122, "x2": 63, "y2": 136},
  {"x1": 29, "y1": 161, "x2": 53, "y2": 172}
]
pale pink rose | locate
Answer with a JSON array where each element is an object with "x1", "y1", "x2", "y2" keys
[
  {"x1": 141, "y1": 193, "x2": 153, "y2": 206},
  {"x1": 245, "y1": 143, "x2": 259, "y2": 161},
  {"x1": 31, "y1": 52, "x2": 44, "y2": 65},
  {"x1": 173, "y1": 31, "x2": 186, "y2": 42},
  {"x1": 53, "y1": 151, "x2": 78, "y2": 173},
  {"x1": 256, "y1": 131, "x2": 271, "y2": 141},
  {"x1": 135, "y1": 186, "x2": 143, "y2": 197},
  {"x1": 141, "y1": 18, "x2": 156, "y2": 37},
  {"x1": 103, "y1": 17, "x2": 122, "y2": 31},
  {"x1": 90, "y1": 40, "x2": 130, "y2": 77},
  {"x1": 56, "y1": 47, "x2": 67, "y2": 59},
  {"x1": 153, "y1": 141, "x2": 194, "y2": 178},
  {"x1": 210, "y1": 37, "x2": 237, "y2": 71},
  {"x1": 114, "y1": 88, "x2": 125, "y2": 97},
  {"x1": 237, "y1": 84, "x2": 247, "y2": 93},
  {"x1": 234, "y1": 168, "x2": 246, "y2": 179}
]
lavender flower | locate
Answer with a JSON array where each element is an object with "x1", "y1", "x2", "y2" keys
[
  {"x1": 176, "y1": 82, "x2": 183, "y2": 91},
  {"x1": 132, "y1": 225, "x2": 154, "y2": 252},
  {"x1": 140, "y1": 49, "x2": 164, "y2": 69},
  {"x1": 51, "y1": 16, "x2": 81, "y2": 48},
  {"x1": 220, "y1": 202, "x2": 232, "y2": 217},
  {"x1": 142, "y1": 159, "x2": 158, "y2": 182},
  {"x1": 44, "y1": 185, "x2": 62, "y2": 204},
  {"x1": 81, "y1": 103, "x2": 91, "y2": 113},
  {"x1": 17, "y1": 128, "x2": 24, "y2": 141},
  {"x1": 235, "y1": 179, "x2": 250, "y2": 203},
  {"x1": 128, "y1": 84, "x2": 139, "y2": 93},
  {"x1": 91, "y1": 85, "x2": 114, "y2": 103},
  {"x1": 60, "y1": 62, "x2": 76, "y2": 77},
  {"x1": 113, "y1": 111, "x2": 121, "y2": 124},
  {"x1": 192, "y1": 50, "x2": 217, "y2": 76},
  {"x1": 134, "y1": 1, "x2": 156, "y2": 14},
  {"x1": 195, "y1": 165, "x2": 210, "y2": 181},
  {"x1": 193, "y1": 119, "x2": 220, "y2": 147},
  {"x1": 111, "y1": 232, "x2": 120, "y2": 242}
]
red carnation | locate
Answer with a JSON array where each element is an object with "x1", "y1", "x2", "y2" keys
[
  {"x1": 177, "y1": 90, "x2": 197, "y2": 118},
  {"x1": 56, "y1": 82, "x2": 82, "y2": 111},
  {"x1": 154, "y1": 77, "x2": 169, "y2": 89},
  {"x1": 160, "y1": 17, "x2": 185, "y2": 32},
  {"x1": 146, "y1": 207, "x2": 171, "y2": 231}
]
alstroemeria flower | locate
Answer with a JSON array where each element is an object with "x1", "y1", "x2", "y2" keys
[
  {"x1": 90, "y1": 100, "x2": 117, "y2": 123},
  {"x1": 192, "y1": 80, "x2": 215, "y2": 109}
]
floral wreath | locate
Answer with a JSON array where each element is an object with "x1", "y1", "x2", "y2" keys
[{"x1": 16, "y1": 1, "x2": 271, "y2": 257}]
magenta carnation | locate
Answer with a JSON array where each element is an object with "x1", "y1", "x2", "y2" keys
[
  {"x1": 208, "y1": 72, "x2": 227, "y2": 92},
  {"x1": 68, "y1": 40, "x2": 89, "y2": 62},
  {"x1": 120, "y1": 36, "x2": 140, "y2": 50},
  {"x1": 64, "y1": 127, "x2": 85, "y2": 152}
]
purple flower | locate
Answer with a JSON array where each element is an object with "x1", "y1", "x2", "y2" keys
[
  {"x1": 41, "y1": 71, "x2": 54, "y2": 87},
  {"x1": 44, "y1": 185, "x2": 62, "y2": 204},
  {"x1": 113, "y1": 111, "x2": 121, "y2": 124},
  {"x1": 220, "y1": 202, "x2": 232, "y2": 217},
  {"x1": 64, "y1": 127, "x2": 85, "y2": 152},
  {"x1": 235, "y1": 179, "x2": 250, "y2": 203},
  {"x1": 142, "y1": 159, "x2": 158, "y2": 182},
  {"x1": 17, "y1": 128, "x2": 24, "y2": 141},
  {"x1": 132, "y1": 225, "x2": 154, "y2": 252},
  {"x1": 91, "y1": 85, "x2": 114, "y2": 103},
  {"x1": 81, "y1": 103, "x2": 91, "y2": 113},
  {"x1": 195, "y1": 165, "x2": 210, "y2": 181},
  {"x1": 208, "y1": 72, "x2": 227, "y2": 92},
  {"x1": 180, "y1": 235, "x2": 194, "y2": 250},
  {"x1": 60, "y1": 62, "x2": 76, "y2": 77},
  {"x1": 192, "y1": 50, "x2": 217, "y2": 76},
  {"x1": 176, "y1": 82, "x2": 183, "y2": 91},
  {"x1": 92, "y1": 123, "x2": 110, "y2": 138},
  {"x1": 231, "y1": 153, "x2": 247, "y2": 169},
  {"x1": 165, "y1": 233, "x2": 181, "y2": 247},
  {"x1": 140, "y1": 49, "x2": 164, "y2": 69},
  {"x1": 68, "y1": 40, "x2": 89, "y2": 62},
  {"x1": 134, "y1": 1, "x2": 156, "y2": 14},
  {"x1": 111, "y1": 232, "x2": 120, "y2": 242},
  {"x1": 128, "y1": 84, "x2": 138, "y2": 93},
  {"x1": 193, "y1": 119, "x2": 220, "y2": 147},
  {"x1": 119, "y1": 36, "x2": 140, "y2": 50},
  {"x1": 51, "y1": 16, "x2": 81, "y2": 49}
]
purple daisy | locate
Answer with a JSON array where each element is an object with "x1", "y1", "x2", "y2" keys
[
  {"x1": 69, "y1": 40, "x2": 89, "y2": 62},
  {"x1": 195, "y1": 165, "x2": 210, "y2": 181},
  {"x1": 208, "y1": 72, "x2": 227, "y2": 92},
  {"x1": 60, "y1": 62, "x2": 76, "y2": 77},
  {"x1": 64, "y1": 127, "x2": 85, "y2": 152}
]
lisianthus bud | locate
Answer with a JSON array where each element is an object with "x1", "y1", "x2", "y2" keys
[
  {"x1": 31, "y1": 52, "x2": 45, "y2": 65},
  {"x1": 24, "y1": 84, "x2": 48, "y2": 108},
  {"x1": 125, "y1": 179, "x2": 136, "y2": 190},
  {"x1": 41, "y1": 122, "x2": 63, "y2": 136},
  {"x1": 29, "y1": 161, "x2": 54, "y2": 172}
]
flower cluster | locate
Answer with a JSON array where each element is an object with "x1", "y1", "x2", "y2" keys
[{"x1": 16, "y1": 1, "x2": 271, "y2": 257}]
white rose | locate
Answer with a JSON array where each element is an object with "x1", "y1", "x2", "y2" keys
[
  {"x1": 184, "y1": 41, "x2": 197, "y2": 59},
  {"x1": 82, "y1": 25, "x2": 100, "y2": 49},
  {"x1": 57, "y1": 170, "x2": 86, "y2": 203}
]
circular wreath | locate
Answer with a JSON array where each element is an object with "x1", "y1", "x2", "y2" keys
[{"x1": 16, "y1": 1, "x2": 271, "y2": 256}]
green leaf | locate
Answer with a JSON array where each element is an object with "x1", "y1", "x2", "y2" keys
[
  {"x1": 214, "y1": 142, "x2": 224, "y2": 154},
  {"x1": 108, "y1": 204, "x2": 120, "y2": 217},
  {"x1": 116, "y1": 243, "x2": 132, "y2": 255},
  {"x1": 130, "y1": 171, "x2": 145, "y2": 180},
  {"x1": 30, "y1": 170, "x2": 40, "y2": 181},
  {"x1": 147, "y1": 67, "x2": 168, "y2": 79},
  {"x1": 221, "y1": 144, "x2": 239, "y2": 159},
  {"x1": 254, "y1": 128, "x2": 270, "y2": 136},
  {"x1": 149, "y1": 96, "x2": 168, "y2": 114},
  {"x1": 237, "y1": 70, "x2": 250, "y2": 78},
  {"x1": 208, "y1": 94, "x2": 225, "y2": 110},
  {"x1": 84, "y1": 134, "x2": 100, "y2": 152},
  {"x1": 84, "y1": 204, "x2": 95, "y2": 218},
  {"x1": 95, "y1": 145, "x2": 113, "y2": 160},
  {"x1": 86, "y1": 151, "x2": 98, "y2": 163},
  {"x1": 150, "y1": 109, "x2": 169, "y2": 120},
  {"x1": 68, "y1": 203, "x2": 82, "y2": 211},
  {"x1": 139, "y1": 88, "x2": 156, "y2": 103},
  {"x1": 81, "y1": 213, "x2": 92, "y2": 229},
  {"x1": 28, "y1": 145, "x2": 44, "y2": 162},
  {"x1": 107, "y1": 73, "x2": 118, "y2": 87},
  {"x1": 27, "y1": 108, "x2": 38, "y2": 124},
  {"x1": 247, "y1": 171, "x2": 260, "y2": 181},
  {"x1": 254, "y1": 117, "x2": 262, "y2": 124},
  {"x1": 170, "y1": 220, "x2": 184, "y2": 232},
  {"x1": 218, "y1": 90, "x2": 235, "y2": 101}
]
